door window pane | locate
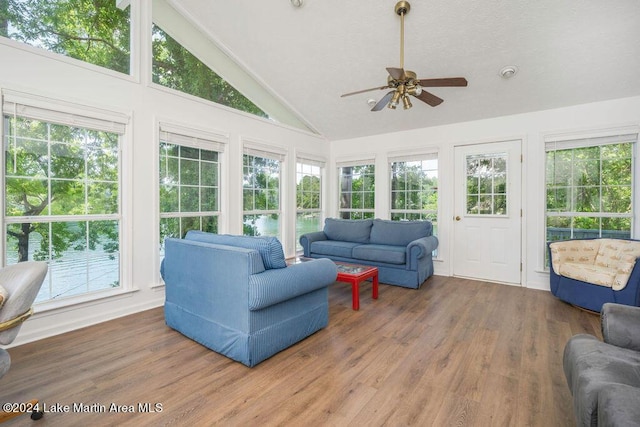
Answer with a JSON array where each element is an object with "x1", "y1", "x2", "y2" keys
[{"x1": 465, "y1": 153, "x2": 507, "y2": 216}]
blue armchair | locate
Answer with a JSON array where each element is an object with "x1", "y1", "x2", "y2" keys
[
  {"x1": 548, "y1": 238, "x2": 640, "y2": 312},
  {"x1": 162, "y1": 232, "x2": 337, "y2": 367}
]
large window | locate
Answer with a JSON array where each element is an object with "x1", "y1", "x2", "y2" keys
[
  {"x1": 389, "y1": 155, "x2": 438, "y2": 227},
  {"x1": 151, "y1": 23, "x2": 267, "y2": 118},
  {"x1": 243, "y1": 147, "x2": 283, "y2": 239},
  {"x1": 0, "y1": 0, "x2": 131, "y2": 74},
  {"x1": 338, "y1": 162, "x2": 375, "y2": 219},
  {"x1": 2, "y1": 91, "x2": 127, "y2": 303},
  {"x1": 546, "y1": 134, "x2": 636, "y2": 247},
  {"x1": 296, "y1": 158, "x2": 324, "y2": 251},
  {"x1": 159, "y1": 124, "x2": 224, "y2": 259}
]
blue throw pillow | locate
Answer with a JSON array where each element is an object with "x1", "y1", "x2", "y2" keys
[
  {"x1": 323, "y1": 218, "x2": 373, "y2": 243},
  {"x1": 184, "y1": 231, "x2": 287, "y2": 269},
  {"x1": 369, "y1": 219, "x2": 432, "y2": 246}
]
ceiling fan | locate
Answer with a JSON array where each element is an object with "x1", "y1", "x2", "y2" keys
[{"x1": 341, "y1": 1, "x2": 468, "y2": 111}]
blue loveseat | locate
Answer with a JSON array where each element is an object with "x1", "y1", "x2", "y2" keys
[
  {"x1": 162, "y1": 231, "x2": 337, "y2": 367},
  {"x1": 548, "y1": 238, "x2": 640, "y2": 312},
  {"x1": 300, "y1": 218, "x2": 438, "y2": 289}
]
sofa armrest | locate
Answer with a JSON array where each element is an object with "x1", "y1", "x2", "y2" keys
[
  {"x1": 601, "y1": 303, "x2": 640, "y2": 351},
  {"x1": 299, "y1": 231, "x2": 327, "y2": 257},
  {"x1": 406, "y1": 236, "x2": 439, "y2": 269},
  {"x1": 248, "y1": 258, "x2": 337, "y2": 310}
]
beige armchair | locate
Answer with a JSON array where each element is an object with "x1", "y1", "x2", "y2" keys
[{"x1": 0, "y1": 261, "x2": 48, "y2": 423}]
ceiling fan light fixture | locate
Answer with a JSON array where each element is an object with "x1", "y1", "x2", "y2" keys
[
  {"x1": 388, "y1": 90, "x2": 402, "y2": 109},
  {"x1": 402, "y1": 95, "x2": 412, "y2": 110},
  {"x1": 407, "y1": 84, "x2": 422, "y2": 96}
]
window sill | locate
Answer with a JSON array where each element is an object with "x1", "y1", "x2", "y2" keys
[{"x1": 33, "y1": 287, "x2": 140, "y2": 315}]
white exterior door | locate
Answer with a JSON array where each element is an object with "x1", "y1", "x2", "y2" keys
[{"x1": 453, "y1": 140, "x2": 522, "y2": 285}]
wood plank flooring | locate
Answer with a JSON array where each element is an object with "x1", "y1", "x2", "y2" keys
[{"x1": 1, "y1": 276, "x2": 601, "y2": 426}]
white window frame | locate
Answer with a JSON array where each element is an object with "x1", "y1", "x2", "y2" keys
[
  {"x1": 296, "y1": 153, "x2": 325, "y2": 252},
  {"x1": 1, "y1": 89, "x2": 132, "y2": 310},
  {"x1": 0, "y1": 1, "x2": 138, "y2": 80},
  {"x1": 242, "y1": 142, "x2": 286, "y2": 240},
  {"x1": 388, "y1": 152, "x2": 439, "y2": 222},
  {"x1": 158, "y1": 122, "x2": 226, "y2": 262},
  {"x1": 336, "y1": 158, "x2": 376, "y2": 220},
  {"x1": 544, "y1": 130, "x2": 638, "y2": 267}
]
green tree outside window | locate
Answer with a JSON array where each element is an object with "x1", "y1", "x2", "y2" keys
[{"x1": 0, "y1": 0, "x2": 130, "y2": 74}]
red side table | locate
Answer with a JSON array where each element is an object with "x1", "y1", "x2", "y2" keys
[{"x1": 335, "y1": 263, "x2": 379, "y2": 310}]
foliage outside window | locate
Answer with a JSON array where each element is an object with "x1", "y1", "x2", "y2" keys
[
  {"x1": 338, "y1": 164, "x2": 375, "y2": 220},
  {"x1": 546, "y1": 141, "x2": 634, "y2": 248},
  {"x1": 159, "y1": 134, "x2": 221, "y2": 259},
  {"x1": 3, "y1": 113, "x2": 122, "y2": 303},
  {"x1": 243, "y1": 153, "x2": 281, "y2": 238},
  {"x1": 390, "y1": 157, "x2": 438, "y2": 230},
  {"x1": 0, "y1": 0, "x2": 130, "y2": 74},
  {"x1": 296, "y1": 161, "x2": 322, "y2": 251},
  {"x1": 152, "y1": 23, "x2": 267, "y2": 119},
  {"x1": 465, "y1": 153, "x2": 507, "y2": 216}
]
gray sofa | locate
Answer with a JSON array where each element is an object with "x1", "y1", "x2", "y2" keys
[
  {"x1": 563, "y1": 303, "x2": 640, "y2": 426},
  {"x1": 300, "y1": 218, "x2": 438, "y2": 289}
]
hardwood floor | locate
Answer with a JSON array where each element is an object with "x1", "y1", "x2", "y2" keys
[{"x1": 1, "y1": 276, "x2": 600, "y2": 426}]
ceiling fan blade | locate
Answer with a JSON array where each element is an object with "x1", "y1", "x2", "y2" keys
[
  {"x1": 415, "y1": 90, "x2": 444, "y2": 107},
  {"x1": 340, "y1": 85, "x2": 388, "y2": 97},
  {"x1": 386, "y1": 67, "x2": 405, "y2": 80},
  {"x1": 371, "y1": 91, "x2": 395, "y2": 111},
  {"x1": 418, "y1": 77, "x2": 468, "y2": 87}
]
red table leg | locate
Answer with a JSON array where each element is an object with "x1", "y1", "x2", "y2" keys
[
  {"x1": 351, "y1": 278, "x2": 359, "y2": 310},
  {"x1": 372, "y1": 272, "x2": 378, "y2": 300}
]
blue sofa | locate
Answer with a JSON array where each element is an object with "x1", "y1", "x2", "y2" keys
[
  {"x1": 162, "y1": 231, "x2": 337, "y2": 367},
  {"x1": 300, "y1": 218, "x2": 438, "y2": 289},
  {"x1": 548, "y1": 238, "x2": 640, "y2": 312}
]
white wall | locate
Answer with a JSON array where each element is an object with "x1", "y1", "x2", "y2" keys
[
  {"x1": 329, "y1": 96, "x2": 640, "y2": 290},
  {"x1": 0, "y1": 36, "x2": 329, "y2": 346},
  {"x1": 3, "y1": 12, "x2": 640, "y2": 346}
]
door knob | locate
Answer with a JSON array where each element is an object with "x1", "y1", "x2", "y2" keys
[{"x1": 455, "y1": 216, "x2": 461, "y2": 221}]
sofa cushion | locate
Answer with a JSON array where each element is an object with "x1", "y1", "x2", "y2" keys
[
  {"x1": 558, "y1": 262, "x2": 618, "y2": 288},
  {"x1": 369, "y1": 219, "x2": 431, "y2": 246},
  {"x1": 352, "y1": 244, "x2": 406, "y2": 265},
  {"x1": 311, "y1": 240, "x2": 360, "y2": 258},
  {"x1": 595, "y1": 239, "x2": 640, "y2": 290},
  {"x1": 323, "y1": 218, "x2": 372, "y2": 243},
  {"x1": 184, "y1": 231, "x2": 286, "y2": 269},
  {"x1": 549, "y1": 239, "x2": 601, "y2": 275}
]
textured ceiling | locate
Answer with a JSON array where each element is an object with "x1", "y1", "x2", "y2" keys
[{"x1": 170, "y1": 0, "x2": 640, "y2": 141}]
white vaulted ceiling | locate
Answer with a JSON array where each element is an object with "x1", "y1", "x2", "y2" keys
[{"x1": 168, "y1": 0, "x2": 640, "y2": 141}]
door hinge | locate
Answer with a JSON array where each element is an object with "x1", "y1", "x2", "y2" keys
[
  {"x1": 520, "y1": 209, "x2": 523, "y2": 217},
  {"x1": 520, "y1": 262, "x2": 523, "y2": 272},
  {"x1": 520, "y1": 154, "x2": 523, "y2": 163}
]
